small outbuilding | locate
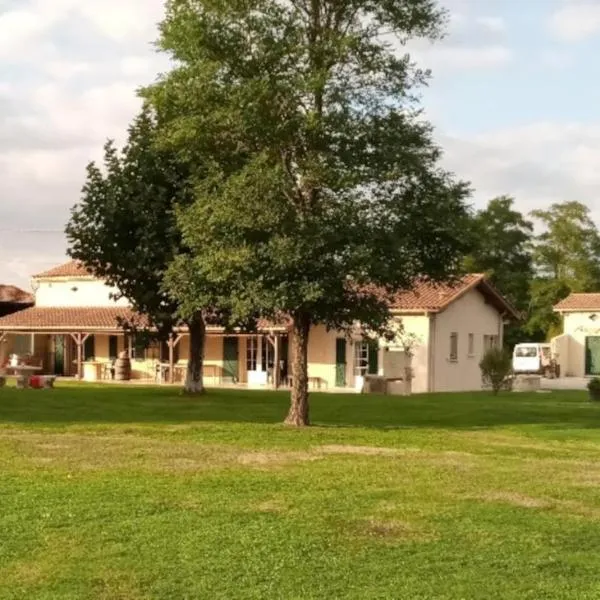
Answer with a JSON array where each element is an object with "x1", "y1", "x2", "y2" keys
[{"x1": 554, "y1": 294, "x2": 600, "y2": 377}]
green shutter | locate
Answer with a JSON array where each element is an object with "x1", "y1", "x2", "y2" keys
[
  {"x1": 368, "y1": 341, "x2": 379, "y2": 375},
  {"x1": 335, "y1": 338, "x2": 347, "y2": 387},
  {"x1": 84, "y1": 335, "x2": 95, "y2": 360},
  {"x1": 223, "y1": 337, "x2": 239, "y2": 382},
  {"x1": 109, "y1": 336, "x2": 119, "y2": 360}
]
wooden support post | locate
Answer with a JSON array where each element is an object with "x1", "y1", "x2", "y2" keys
[
  {"x1": 76, "y1": 334, "x2": 83, "y2": 380},
  {"x1": 69, "y1": 333, "x2": 90, "y2": 380},
  {"x1": 168, "y1": 334, "x2": 175, "y2": 384},
  {"x1": 167, "y1": 334, "x2": 184, "y2": 384},
  {"x1": 273, "y1": 334, "x2": 280, "y2": 389},
  {"x1": 0, "y1": 332, "x2": 7, "y2": 374}
]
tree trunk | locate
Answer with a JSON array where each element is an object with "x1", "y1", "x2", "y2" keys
[
  {"x1": 184, "y1": 312, "x2": 205, "y2": 395},
  {"x1": 285, "y1": 313, "x2": 311, "y2": 426}
]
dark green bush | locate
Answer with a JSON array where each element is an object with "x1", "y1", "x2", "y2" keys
[{"x1": 480, "y1": 347, "x2": 512, "y2": 395}]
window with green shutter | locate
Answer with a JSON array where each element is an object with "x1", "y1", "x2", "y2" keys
[
  {"x1": 84, "y1": 335, "x2": 95, "y2": 360},
  {"x1": 368, "y1": 340, "x2": 379, "y2": 375},
  {"x1": 109, "y1": 336, "x2": 119, "y2": 360}
]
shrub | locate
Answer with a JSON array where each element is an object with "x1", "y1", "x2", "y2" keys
[
  {"x1": 587, "y1": 377, "x2": 600, "y2": 400},
  {"x1": 479, "y1": 347, "x2": 512, "y2": 395}
]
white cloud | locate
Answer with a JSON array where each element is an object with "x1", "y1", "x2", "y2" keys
[
  {"x1": 413, "y1": 43, "x2": 512, "y2": 70},
  {"x1": 540, "y1": 49, "x2": 573, "y2": 69},
  {"x1": 438, "y1": 122, "x2": 600, "y2": 221},
  {"x1": 0, "y1": 0, "x2": 166, "y2": 287},
  {"x1": 475, "y1": 16, "x2": 506, "y2": 33},
  {"x1": 548, "y1": 1, "x2": 600, "y2": 42}
]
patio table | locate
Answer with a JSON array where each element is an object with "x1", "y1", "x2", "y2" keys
[{"x1": 7, "y1": 365, "x2": 43, "y2": 388}]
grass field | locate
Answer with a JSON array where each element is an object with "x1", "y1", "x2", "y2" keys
[{"x1": 1, "y1": 384, "x2": 600, "y2": 599}]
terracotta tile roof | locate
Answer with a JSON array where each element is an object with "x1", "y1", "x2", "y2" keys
[
  {"x1": 0, "y1": 285, "x2": 34, "y2": 304},
  {"x1": 390, "y1": 274, "x2": 486, "y2": 312},
  {"x1": 0, "y1": 307, "x2": 148, "y2": 331},
  {"x1": 554, "y1": 293, "x2": 600, "y2": 312},
  {"x1": 0, "y1": 306, "x2": 289, "y2": 333},
  {"x1": 33, "y1": 260, "x2": 93, "y2": 279}
]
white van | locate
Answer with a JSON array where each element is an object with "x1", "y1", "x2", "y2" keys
[{"x1": 512, "y1": 343, "x2": 552, "y2": 375}]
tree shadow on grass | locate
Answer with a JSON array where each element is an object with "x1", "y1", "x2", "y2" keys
[{"x1": 0, "y1": 384, "x2": 597, "y2": 431}]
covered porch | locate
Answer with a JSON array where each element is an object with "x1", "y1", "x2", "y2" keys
[{"x1": 0, "y1": 306, "x2": 291, "y2": 389}]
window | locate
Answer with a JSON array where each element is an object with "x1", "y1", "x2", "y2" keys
[
  {"x1": 468, "y1": 333, "x2": 474, "y2": 356},
  {"x1": 484, "y1": 335, "x2": 499, "y2": 351},
  {"x1": 160, "y1": 340, "x2": 179, "y2": 364},
  {"x1": 83, "y1": 335, "x2": 95, "y2": 361},
  {"x1": 109, "y1": 336, "x2": 119, "y2": 360},
  {"x1": 129, "y1": 334, "x2": 148, "y2": 361},
  {"x1": 449, "y1": 333, "x2": 458, "y2": 361},
  {"x1": 354, "y1": 341, "x2": 369, "y2": 376},
  {"x1": 515, "y1": 346, "x2": 537, "y2": 358},
  {"x1": 246, "y1": 337, "x2": 258, "y2": 371},
  {"x1": 261, "y1": 336, "x2": 273, "y2": 372},
  {"x1": 12, "y1": 334, "x2": 33, "y2": 356}
]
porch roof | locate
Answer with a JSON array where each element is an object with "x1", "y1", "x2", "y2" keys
[{"x1": 0, "y1": 306, "x2": 289, "y2": 334}]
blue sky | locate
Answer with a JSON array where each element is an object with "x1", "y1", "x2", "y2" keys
[{"x1": 1, "y1": 0, "x2": 599, "y2": 287}]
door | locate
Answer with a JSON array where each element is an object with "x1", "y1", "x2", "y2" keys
[
  {"x1": 335, "y1": 338, "x2": 346, "y2": 387},
  {"x1": 223, "y1": 337, "x2": 239, "y2": 383},
  {"x1": 586, "y1": 337, "x2": 600, "y2": 375},
  {"x1": 53, "y1": 335, "x2": 65, "y2": 376}
]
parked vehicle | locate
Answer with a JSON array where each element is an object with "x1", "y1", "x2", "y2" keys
[{"x1": 512, "y1": 343, "x2": 559, "y2": 378}]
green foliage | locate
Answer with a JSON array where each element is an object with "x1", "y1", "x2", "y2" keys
[
  {"x1": 65, "y1": 107, "x2": 211, "y2": 393},
  {"x1": 479, "y1": 347, "x2": 512, "y2": 395},
  {"x1": 66, "y1": 107, "x2": 189, "y2": 333},
  {"x1": 464, "y1": 196, "x2": 533, "y2": 312},
  {"x1": 146, "y1": 0, "x2": 471, "y2": 422},
  {"x1": 531, "y1": 201, "x2": 600, "y2": 292},
  {"x1": 524, "y1": 278, "x2": 569, "y2": 341},
  {"x1": 587, "y1": 377, "x2": 600, "y2": 397}
]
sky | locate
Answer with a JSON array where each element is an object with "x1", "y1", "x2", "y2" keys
[{"x1": 1, "y1": 0, "x2": 599, "y2": 289}]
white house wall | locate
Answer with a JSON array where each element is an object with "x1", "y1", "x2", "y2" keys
[
  {"x1": 385, "y1": 315, "x2": 431, "y2": 394},
  {"x1": 560, "y1": 312, "x2": 600, "y2": 377},
  {"x1": 34, "y1": 280, "x2": 130, "y2": 308},
  {"x1": 433, "y1": 288, "x2": 503, "y2": 392}
]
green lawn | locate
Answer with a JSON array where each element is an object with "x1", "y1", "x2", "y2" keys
[{"x1": 1, "y1": 384, "x2": 600, "y2": 599}]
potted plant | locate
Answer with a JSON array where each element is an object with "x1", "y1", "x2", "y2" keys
[{"x1": 587, "y1": 378, "x2": 600, "y2": 401}]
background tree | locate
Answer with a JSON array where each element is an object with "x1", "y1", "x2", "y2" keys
[
  {"x1": 464, "y1": 196, "x2": 533, "y2": 311},
  {"x1": 66, "y1": 108, "x2": 210, "y2": 394},
  {"x1": 530, "y1": 201, "x2": 600, "y2": 291},
  {"x1": 525, "y1": 201, "x2": 600, "y2": 340},
  {"x1": 464, "y1": 196, "x2": 533, "y2": 348},
  {"x1": 147, "y1": 0, "x2": 471, "y2": 425}
]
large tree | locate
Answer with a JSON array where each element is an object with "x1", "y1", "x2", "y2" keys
[
  {"x1": 525, "y1": 201, "x2": 600, "y2": 340},
  {"x1": 66, "y1": 108, "x2": 210, "y2": 394},
  {"x1": 531, "y1": 201, "x2": 600, "y2": 291},
  {"x1": 464, "y1": 196, "x2": 533, "y2": 312},
  {"x1": 146, "y1": 0, "x2": 471, "y2": 425},
  {"x1": 464, "y1": 196, "x2": 534, "y2": 348}
]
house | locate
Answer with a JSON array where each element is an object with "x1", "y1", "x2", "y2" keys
[
  {"x1": 553, "y1": 294, "x2": 600, "y2": 377},
  {"x1": 0, "y1": 261, "x2": 518, "y2": 392}
]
